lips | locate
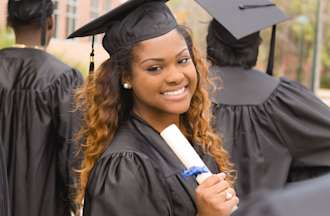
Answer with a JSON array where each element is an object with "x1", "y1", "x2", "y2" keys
[
  {"x1": 161, "y1": 85, "x2": 189, "y2": 101},
  {"x1": 162, "y1": 87, "x2": 186, "y2": 96}
]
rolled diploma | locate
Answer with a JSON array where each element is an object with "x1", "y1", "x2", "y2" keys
[{"x1": 160, "y1": 124, "x2": 212, "y2": 184}]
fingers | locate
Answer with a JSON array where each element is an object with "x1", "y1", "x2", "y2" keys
[
  {"x1": 226, "y1": 195, "x2": 239, "y2": 211},
  {"x1": 224, "y1": 189, "x2": 239, "y2": 214},
  {"x1": 198, "y1": 173, "x2": 226, "y2": 188},
  {"x1": 215, "y1": 192, "x2": 239, "y2": 214},
  {"x1": 196, "y1": 173, "x2": 234, "y2": 202},
  {"x1": 224, "y1": 188, "x2": 236, "y2": 201},
  {"x1": 195, "y1": 173, "x2": 239, "y2": 216},
  {"x1": 209, "y1": 180, "x2": 230, "y2": 195}
]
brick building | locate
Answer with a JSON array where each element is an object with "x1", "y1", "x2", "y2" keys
[{"x1": 0, "y1": 0, "x2": 124, "y2": 75}]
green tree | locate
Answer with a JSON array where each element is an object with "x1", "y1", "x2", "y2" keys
[{"x1": 0, "y1": 28, "x2": 14, "y2": 49}]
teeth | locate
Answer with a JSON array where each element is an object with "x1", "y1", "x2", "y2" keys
[{"x1": 163, "y1": 87, "x2": 185, "y2": 96}]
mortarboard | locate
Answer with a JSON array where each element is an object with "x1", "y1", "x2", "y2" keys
[
  {"x1": 195, "y1": 0, "x2": 289, "y2": 75},
  {"x1": 7, "y1": 0, "x2": 54, "y2": 46},
  {"x1": 67, "y1": 0, "x2": 177, "y2": 74}
]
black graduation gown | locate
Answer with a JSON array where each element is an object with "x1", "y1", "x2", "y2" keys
[
  {"x1": 210, "y1": 66, "x2": 330, "y2": 199},
  {"x1": 83, "y1": 114, "x2": 220, "y2": 216},
  {"x1": 233, "y1": 174, "x2": 330, "y2": 216},
  {"x1": 0, "y1": 48, "x2": 84, "y2": 216},
  {"x1": 0, "y1": 141, "x2": 10, "y2": 216}
]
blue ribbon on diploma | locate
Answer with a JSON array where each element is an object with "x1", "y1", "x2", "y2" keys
[{"x1": 181, "y1": 166, "x2": 209, "y2": 179}]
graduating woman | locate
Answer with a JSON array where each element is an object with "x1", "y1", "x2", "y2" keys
[
  {"x1": 200, "y1": 0, "x2": 330, "y2": 199},
  {"x1": 69, "y1": 0, "x2": 238, "y2": 215}
]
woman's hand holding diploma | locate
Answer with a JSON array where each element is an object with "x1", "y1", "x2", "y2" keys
[
  {"x1": 196, "y1": 173, "x2": 239, "y2": 216},
  {"x1": 160, "y1": 124, "x2": 238, "y2": 216}
]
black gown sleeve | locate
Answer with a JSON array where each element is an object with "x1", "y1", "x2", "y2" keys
[
  {"x1": 270, "y1": 78, "x2": 330, "y2": 180},
  {"x1": 50, "y1": 69, "x2": 84, "y2": 211},
  {"x1": 83, "y1": 152, "x2": 172, "y2": 216}
]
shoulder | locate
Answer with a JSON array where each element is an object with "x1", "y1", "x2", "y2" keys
[
  {"x1": 275, "y1": 77, "x2": 326, "y2": 104},
  {"x1": 35, "y1": 50, "x2": 84, "y2": 89},
  {"x1": 101, "y1": 119, "x2": 157, "y2": 157},
  {"x1": 89, "y1": 120, "x2": 162, "y2": 185},
  {"x1": 210, "y1": 66, "x2": 280, "y2": 105},
  {"x1": 85, "y1": 149, "x2": 172, "y2": 215},
  {"x1": 0, "y1": 48, "x2": 83, "y2": 91},
  {"x1": 87, "y1": 150, "x2": 156, "y2": 196}
]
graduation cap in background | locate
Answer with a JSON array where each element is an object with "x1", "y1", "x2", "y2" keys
[
  {"x1": 67, "y1": 0, "x2": 177, "y2": 74},
  {"x1": 7, "y1": 0, "x2": 54, "y2": 46},
  {"x1": 195, "y1": 0, "x2": 289, "y2": 76}
]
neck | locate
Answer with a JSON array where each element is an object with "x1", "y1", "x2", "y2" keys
[
  {"x1": 15, "y1": 30, "x2": 46, "y2": 47},
  {"x1": 133, "y1": 108, "x2": 180, "y2": 133}
]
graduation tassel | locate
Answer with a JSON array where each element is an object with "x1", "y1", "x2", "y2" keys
[
  {"x1": 89, "y1": 35, "x2": 95, "y2": 74},
  {"x1": 239, "y1": 3, "x2": 275, "y2": 10},
  {"x1": 266, "y1": 25, "x2": 277, "y2": 76}
]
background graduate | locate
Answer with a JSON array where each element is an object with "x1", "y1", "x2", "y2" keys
[
  {"x1": 69, "y1": 0, "x2": 238, "y2": 215},
  {"x1": 197, "y1": 0, "x2": 330, "y2": 200},
  {"x1": 0, "y1": 0, "x2": 83, "y2": 215},
  {"x1": 234, "y1": 173, "x2": 330, "y2": 216},
  {"x1": 0, "y1": 140, "x2": 10, "y2": 216}
]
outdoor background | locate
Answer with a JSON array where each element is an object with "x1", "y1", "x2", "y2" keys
[{"x1": 1, "y1": 0, "x2": 329, "y2": 104}]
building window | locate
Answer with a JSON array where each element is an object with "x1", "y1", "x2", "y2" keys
[
  {"x1": 53, "y1": 0, "x2": 59, "y2": 38},
  {"x1": 66, "y1": 0, "x2": 77, "y2": 36},
  {"x1": 89, "y1": 0, "x2": 100, "y2": 42},
  {"x1": 90, "y1": 0, "x2": 99, "y2": 19},
  {"x1": 104, "y1": 0, "x2": 112, "y2": 11}
]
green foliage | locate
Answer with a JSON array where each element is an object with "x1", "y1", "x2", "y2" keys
[
  {"x1": 270, "y1": 0, "x2": 330, "y2": 88},
  {"x1": 320, "y1": 72, "x2": 330, "y2": 88},
  {"x1": 0, "y1": 28, "x2": 14, "y2": 49}
]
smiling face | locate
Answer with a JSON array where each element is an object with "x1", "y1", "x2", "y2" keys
[{"x1": 126, "y1": 28, "x2": 198, "y2": 128}]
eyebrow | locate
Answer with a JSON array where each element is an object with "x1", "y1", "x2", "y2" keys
[{"x1": 140, "y1": 48, "x2": 189, "y2": 64}]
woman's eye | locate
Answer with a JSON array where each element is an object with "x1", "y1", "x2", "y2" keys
[
  {"x1": 178, "y1": 57, "x2": 191, "y2": 64},
  {"x1": 146, "y1": 66, "x2": 162, "y2": 72}
]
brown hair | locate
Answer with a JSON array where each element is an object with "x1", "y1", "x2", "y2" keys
[{"x1": 75, "y1": 25, "x2": 235, "y2": 209}]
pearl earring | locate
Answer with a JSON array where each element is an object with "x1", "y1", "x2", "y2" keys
[{"x1": 123, "y1": 83, "x2": 132, "y2": 89}]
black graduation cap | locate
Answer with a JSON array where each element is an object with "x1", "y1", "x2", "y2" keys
[
  {"x1": 7, "y1": 0, "x2": 54, "y2": 46},
  {"x1": 196, "y1": 0, "x2": 289, "y2": 75},
  {"x1": 67, "y1": 0, "x2": 177, "y2": 74}
]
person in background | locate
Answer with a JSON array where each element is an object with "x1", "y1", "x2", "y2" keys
[
  {"x1": 0, "y1": 140, "x2": 10, "y2": 216},
  {"x1": 234, "y1": 173, "x2": 330, "y2": 216},
  {"x1": 69, "y1": 0, "x2": 238, "y2": 215},
  {"x1": 196, "y1": 0, "x2": 330, "y2": 200},
  {"x1": 0, "y1": 0, "x2": 83, "y2": 215}
]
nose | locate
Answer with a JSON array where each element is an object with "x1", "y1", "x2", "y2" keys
[{"x1": 165, "y1": 64, "x2": 185, "y2": 85}]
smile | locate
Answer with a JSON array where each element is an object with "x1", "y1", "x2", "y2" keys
[{"x1": 163, "y1": 87, "x2": 186, "y2": 96}]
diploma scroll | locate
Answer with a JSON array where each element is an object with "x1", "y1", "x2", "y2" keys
[
  {"x1": 161, "y1": 124, "x2": 238, "y2": 213},
  {"x1": 160, "y1": 124, "x2": 212, "y2": 184}
]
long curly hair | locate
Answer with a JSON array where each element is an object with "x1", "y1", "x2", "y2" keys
[{"x1": 75, "y1": 25, "x2": 235, "y2": 209}]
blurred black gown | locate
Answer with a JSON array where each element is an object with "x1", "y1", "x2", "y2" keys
[
  {"x1": 210, "y1": 66, "x2": 330, "y2": 200},
  {"x1": 233, "y1": 174, "x2": 330, "y2": 216},
  {"x1": 0, "y1": 47, "x2": 83, "y2": 216},
  {"x1": 83, "y1": 114, "x2": 220, "y2": 216},
  {"x1": 0, "y1": 141, "x2": 10, "y2": 216}
]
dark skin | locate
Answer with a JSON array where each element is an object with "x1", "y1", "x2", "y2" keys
[
  {"x1": 196, "y1": 173, "x2": 238, "y2": 216},
  {"x1": 11, "y1": 16, "x2": 54, "y2": 47}
]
